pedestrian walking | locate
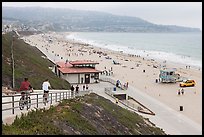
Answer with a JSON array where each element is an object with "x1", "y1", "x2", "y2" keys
[
  {"x1": 86, "y1": 84, "x2": 89, "y2": 90},
  {"x1": 76, "y1": 85, "x2": 79, "y2": 94},
  {"x1": 181, "y1": 88, "x2": 184, "y2": 95},
  {"x1": 178, "y1": 89, "x2": 181, "y2": 95},
  {"x1": 83, "y1": 85, "x2": 85, "y2": 91}
]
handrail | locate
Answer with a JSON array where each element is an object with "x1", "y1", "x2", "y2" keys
[
  {"x1": 2, "y1": 89, "x2": 92, "y2": 115},
  {"x1": 104, "y1": 87, "x2": 154, "y2": 115},
  {"x1": 100, "y1": 77, "x2": 126, "y2": 90}
]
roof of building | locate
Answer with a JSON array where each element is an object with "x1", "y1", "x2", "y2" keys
[
  {"x1": 56, "y1": 62, "x2": 72, "y2": 68},
  {"x1": 160, "y1": 68, "x2": 177, "y2": 72},
  {"x1": 56, "y1": 61, "x2": 101, "y2": 74},
  {"x1": 69, "y1": 60, "x2": 99, "y2": 65},
  {"x1": 58, "y1": 67, "x2": 101, "y2": 74}
]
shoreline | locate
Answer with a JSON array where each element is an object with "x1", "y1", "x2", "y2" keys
[
  {"x1": 64, "y1": 32, "x2": 202, "y2": 70},
  {"x1": 21, "y1": 32, "x2": 202, "y2": 126}
]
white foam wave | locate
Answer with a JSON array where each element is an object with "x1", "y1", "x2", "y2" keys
[{"x1": 65, "y1": 33, "x2": 202, "y2": 69}]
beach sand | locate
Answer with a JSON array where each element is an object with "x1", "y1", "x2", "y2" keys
[{"x1": 21, "y1": 32, "x2": 202, "y2": 126}]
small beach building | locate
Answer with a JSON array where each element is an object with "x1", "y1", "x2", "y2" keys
[
  {"x1": 54, "y1": 60, "x2": 101, "y2": 84},
  {"x1": 159, "y1": 68, "x2": 178, "y2": 83}
]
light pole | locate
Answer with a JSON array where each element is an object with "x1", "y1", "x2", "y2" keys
[{"x1": 11, "y1": 31, "x2": 15, "y2": 88}]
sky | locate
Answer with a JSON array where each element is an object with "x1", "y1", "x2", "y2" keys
[{"x1": 2, "y1": 2, "x2": 202, "y2": 30}]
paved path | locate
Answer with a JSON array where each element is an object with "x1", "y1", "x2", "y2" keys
[{"x1": 88, "y1": 80, "x2": 202, "y2": 135}]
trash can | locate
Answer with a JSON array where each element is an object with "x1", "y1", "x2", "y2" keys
[
  {"x1": 113, "y1": 87, "x2": 116, "y2": 91},
  {"x1": 180, "y1": 106, "x2": 183, "y2": 111}
]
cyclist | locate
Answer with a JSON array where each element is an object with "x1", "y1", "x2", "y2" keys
[
  {"x1": 19, "y1": 78, "x2": 33, "y2": 99},
  {"x1": 42, "y1": 79, "x2": 51, "y2": 103}
]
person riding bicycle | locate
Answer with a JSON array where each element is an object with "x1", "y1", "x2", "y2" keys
[
  {"x1": 19, "y1": 77, "x2": 33, "y2": 99},
  {"x1": 42, "y1": 79, "x2": 51, "y2": 103}
]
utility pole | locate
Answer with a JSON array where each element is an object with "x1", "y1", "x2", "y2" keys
[{"x1": 11, "y1": 31, "x2": 15, "y2": 88}]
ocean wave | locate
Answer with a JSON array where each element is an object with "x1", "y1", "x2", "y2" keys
[{"x1": 65, "y1": 33, "x2": 202, "y2": 69}]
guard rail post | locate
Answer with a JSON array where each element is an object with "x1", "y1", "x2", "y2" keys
[
  {"x1": 55, "y1": 93, "x2": 57, "y2": 102},
  {"x1": 60, "y1": 92, "x2": 61, "y2": 101},
  {"x1": 50, "y1": 93, "x2": 52, "y2": 104},
  {"x1": 12, "y1": 95, "x2": 14, "y2": 114},
  {"x1": 37, "y1": 94, "x2": 38, "y2": 108},
  {"x1": 66, "y1": 92, "x2": 67, "y2": 99}
]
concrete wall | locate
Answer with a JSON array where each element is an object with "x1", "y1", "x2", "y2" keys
[{"x1": 67, "y1": 74, "x2": 78, "y2": 83}]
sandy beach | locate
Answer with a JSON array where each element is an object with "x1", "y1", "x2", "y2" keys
[{"x1": 21, "y1": 32, "x2": 202, "y2": 126}]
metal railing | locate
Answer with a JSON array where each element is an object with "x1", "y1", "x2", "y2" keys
[
  {"x1": 100, "y1": 77, "x2": 127, "y2": 90},
  {"x1": 100, "y1": 77, "x2": 116, "y2": 85},
  {"x1": 104, "y1": 88, "x2": 155, "y2": 115},
  {"x1": 2, "y1": 89, "x2": 91, "y2": 115}
]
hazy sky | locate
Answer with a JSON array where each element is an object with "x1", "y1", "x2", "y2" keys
[{"x1": 2, "y1": 2, "x2": 202, "y2": 30}]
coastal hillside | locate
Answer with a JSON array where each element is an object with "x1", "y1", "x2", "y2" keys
[
  {"x1": 2, "y1": 7, "x2": 200, "y2": 32},
  {"x1": 2, "y1": 32, "x2": 70, "y2": 90},
  {"x1": 2, "y1": 93, "x2": 166, "y2": 135}
]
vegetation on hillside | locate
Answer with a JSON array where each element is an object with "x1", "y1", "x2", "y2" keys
[
  {"x1": 2, "y1": 32, "x2": 70, "y2": 90},
  {"x1": 2, "y1": 93, "x2": 166, "y2": 135}
]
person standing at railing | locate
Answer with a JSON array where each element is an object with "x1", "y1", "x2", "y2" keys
[
  {"x1": 42, "y1": 79, "x2": 52, "y2": 103},
  {"x1": 71, "y1": 85, "x2": 75, "y2": 97},
  {"x1": 19, "y1": 78, "x2": 33, "y2": 100}
]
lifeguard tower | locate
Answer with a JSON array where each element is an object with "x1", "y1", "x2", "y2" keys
[{"x1": 159, "y1": 68, "x2": 179, "y2": 83}]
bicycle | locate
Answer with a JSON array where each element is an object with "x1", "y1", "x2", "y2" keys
[
  {"x1": 43, "y1": 92, "x2": 49, "y2": 106},
  {"x1": 19, "y1": 90, "x2": 32, "y2": 110}
]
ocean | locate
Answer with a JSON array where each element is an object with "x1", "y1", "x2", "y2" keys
[{"x1": 66, "y1": 32, "x2": 202, "y2": 69}]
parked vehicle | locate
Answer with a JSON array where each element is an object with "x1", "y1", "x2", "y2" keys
[{"x1": 180, "y1": 80, "x2": 195, "y2": 87}]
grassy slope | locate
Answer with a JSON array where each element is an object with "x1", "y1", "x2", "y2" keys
[
  {"x1": 2, "y1": 93, "x2": 166, "y2": 135},
  {"x1": 2, "y1": 32, "x2": 70, "y2": 90}
]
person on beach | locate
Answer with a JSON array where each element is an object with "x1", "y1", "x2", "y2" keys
[
  {"x1": 181, "y1": 88, "x2": 184, "y2": 95},
  {"x1": 116, "y1": 82, "x2": 119, "y2": 87},
  {"x1": 155, "y1": 79, "x2": 158, "y2": 83},
  {"x1": 83, "y1": 85, "x2": 85, "y2": 91},
  {"x1": 123, "y1": 83, "x2": 126, "y2": 89},
  {"x1": 178, "y1": 89, "x2": 181, "y2": 95},
  {"x1": 86, "y1": 84, "x2": 89, "y2": 90},
  {"x1": 116, "y1": 80, "x2": 120, "y2": 87}
]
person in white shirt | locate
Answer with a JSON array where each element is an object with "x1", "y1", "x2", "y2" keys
[{"x1": 42, "y1": 79, "x2": 51, "y2": 102}]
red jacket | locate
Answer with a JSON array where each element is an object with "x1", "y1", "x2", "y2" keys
[{"x1": 19, "y1": 81, "x2": 32, "y2": 91}]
